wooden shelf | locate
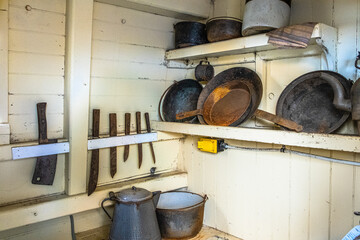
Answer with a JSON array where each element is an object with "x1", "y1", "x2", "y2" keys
[
  {"x1": 153, "y1": 121, "x2": 360, "y2": 153},
  {"x1": 165, "y1": 23, "x2": 337, "y2": 70},
  {"x1": 76, "y1": 225, "x2": 243, "y2": 240},
  {"x1": 0, "y1": 171, "x2": 188, "y2": 232}
]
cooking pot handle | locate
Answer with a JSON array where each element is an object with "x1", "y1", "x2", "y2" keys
[
  {"x1": 158, "y1": 81, "x2": 178, "y2": 122},
  {"x1": 101, "y1": 191, "x2": 117, "y2": 221}
]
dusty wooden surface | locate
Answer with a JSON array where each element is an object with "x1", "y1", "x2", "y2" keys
[{"x1": 76, "y1": 225, "x2": 243, "y2": 240}]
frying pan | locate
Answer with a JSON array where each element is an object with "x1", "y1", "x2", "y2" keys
[
  {"x1": 276, "y1": 71, "x2": 352, "y2": 133},
  {"x1": 159, "y1": 79, "x2": 203, "y2": 123},
  {"x1": 177, "y1": 78, "x2": 303, "y2": 131},
  {"x1": 176, "y1": 81, "x2": 251, "y2": 126}
]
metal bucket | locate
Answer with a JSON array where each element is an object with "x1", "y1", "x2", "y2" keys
[
  {"x1": 156, "y1": 191, "x2": 208, "y2": 239},
  {"x1": 206, "y1": 17, "x2": 243, "y2": 42},
  {"x1": 242, "y1": 0, "x2": 291, "y2": 36}
]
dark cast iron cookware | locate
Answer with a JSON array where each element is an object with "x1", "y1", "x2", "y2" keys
[
  {"x1": 159, "y1": 79, "x2": 203, "y2": 123},
  {"x1": 197, "y1": 67, "x2": 263, "y2": 126},
  {"x1": 174, "y1": 21, "x2": 207, "y2": 49},
  {"x1": 276, "y1": 71, "x2": 352, "y2": 133}
]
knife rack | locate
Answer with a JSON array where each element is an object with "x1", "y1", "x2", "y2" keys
[{"x1": 12, "y1": 132, "x2": 158, "y2": 160}]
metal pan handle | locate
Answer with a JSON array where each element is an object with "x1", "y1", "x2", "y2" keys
[
  {"x1": 254, "y1": 109, "x2": 303, "y2": 132},
  {"x1": 176, "y1": 109, "x2": 203, "y2": 120}
]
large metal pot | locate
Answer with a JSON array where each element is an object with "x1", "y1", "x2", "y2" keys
[
  {"x1": 242, "y1": 0, "x2": 291, "y2": 36},
  {"x1": 156, "y1": 191, "x2": 208, "y2": 239},
  {"x1": 206, "y1": 17, "x2": 242, "y2": 42},
  {"x1": 174, "y1": 21, "x2": 207, "y2": 48}
]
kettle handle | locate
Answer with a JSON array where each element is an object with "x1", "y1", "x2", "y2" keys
[{"x1": 101, "y1": 198, "x2": 113, "y2": 221}]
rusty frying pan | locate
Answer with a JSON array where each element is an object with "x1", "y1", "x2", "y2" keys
[
  {"x1": 177, "y1": 79, "x2": 303, "y2": 131},
  {"x1": 176, "y1": 81, "x2": 252, "y2": 126}
]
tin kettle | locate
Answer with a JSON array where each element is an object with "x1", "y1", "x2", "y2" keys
[{"x1": 101, "y1": 186, "x2": 162, "y2": 240}]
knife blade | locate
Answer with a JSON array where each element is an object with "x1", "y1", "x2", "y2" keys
[
  {"x1": 109, "y1": 113, "x2": 117, "y2": 178},
  {"x1": 144, "y1": 112, "x2": 156, "y2": 164},
  {"x1": 88, "y1": 109, "x2": 100, "y2": 196},
  {"x1": 123, "y1": 113, "x2": 131, "y2": 162},
  {"x1": 32, "y1": 102, "x2": 58, "y2": 185},
  {"x1": 136, "y1": 112, "x2": 142, "y2": 169}
]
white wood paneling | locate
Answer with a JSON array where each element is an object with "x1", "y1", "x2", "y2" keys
[
  {"x1": 9, "y1": 0, "x2": 66, "y2": 14},
  {"x1": 0, "y1": 155, "x2": 66, "y2": 205},
  {"x1": 0, "y1": 4, "x2": 8, "y2": 124},
  {"x1": 64, "y1": 0, "x2": 93, "y2": 195}
]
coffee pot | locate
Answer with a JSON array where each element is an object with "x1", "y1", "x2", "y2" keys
[{"x1": 101, "y1": 186, "x2": 161, "y2": 240}]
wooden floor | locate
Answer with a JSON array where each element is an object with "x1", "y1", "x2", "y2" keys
[{"x1": 76, "y1": 225, "x2": 243, "y2": 240}]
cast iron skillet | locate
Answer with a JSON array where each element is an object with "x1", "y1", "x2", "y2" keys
[
  {"x1": 197, "y1": 67, "x2": 263, "y2": 126},
  {"x1": 276, "y1": 71, "x2": 353, "y2": 133},
  {"x1": 160, "y1": 79, "x2": 203, "y2": 123}
]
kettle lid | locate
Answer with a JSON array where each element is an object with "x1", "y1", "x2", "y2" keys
[{"x1": 116, "y1": 186, "x2": 152, "y2": 203}]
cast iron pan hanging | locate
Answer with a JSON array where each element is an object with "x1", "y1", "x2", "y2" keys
[
  {"x1": 159, "y1": 79, "x2": 203, "y2": 122},
  {"x1": 197, "y1": 67, "x2": 263, "y2": 126},
  {"x1": 276, "y1": 71, "x2": 353, "y2": 133}
]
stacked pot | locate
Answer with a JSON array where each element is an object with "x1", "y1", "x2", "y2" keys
[{"x1": 174, "y1": 0, "x2": 291, "y2": 48}]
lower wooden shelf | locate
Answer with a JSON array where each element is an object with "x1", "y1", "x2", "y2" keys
[
  {"x1": 76, "y1": 225, "x2": 243, "y2": 240},
  {"x1": 152, "y1": 121, "x2": 360, "y2": 153}
]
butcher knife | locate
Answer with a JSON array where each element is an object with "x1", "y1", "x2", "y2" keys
[
  {"x1": 136, "y1": 112, "x2": 142, "y2": 169},
  {"x1": 88, "y1": 109, "x2": 100, "y2": 196},
  {"x1": 123, "y1": 113, "x2": 130, "y2": 162},
  {"x1": 144, "y1": 112, "x2": 156, "y2": 164},
  {"x1": 109, "y1": 113, "x2": 117, "y2": 178},
  {"x1": 32, "y1": 102, "x2": 58, "y2": 185}
]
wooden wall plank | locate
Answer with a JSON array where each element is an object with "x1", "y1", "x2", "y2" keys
[
  {"x1": 95, "y1": 139, "x2": 180, "y2": 184},
  {"x1": 0, "y1": 8, "x2": 9, "y2": 124},
  {"x1": 64, "y1": 0, "x2": 94, "y2": 195},
  {"x1": 330, "y1": 153, "x2": 355, "y2": 240},
  {"x1": 92, "y1": 40, "x2": 165, "y2": 64},
  {"x1": 92, "y1": 21, "x2": 173, "y2": 49},
  {"x1": 9, "y1": 52, "x2": 65, "y2": 76},
  {"x1": 9, "y1": 95, "x2": 64, "y2": 114},
  {"x1": 93, "y1": 2, "x2": 176, "y2": 31},
  {"x1": 9, "y1": 0, "x2": 66, "y2": 14},
  {"x1": 9, "y1": 75, "x2": 64, "y2": 95},
  {"x1": 9, "y1": 6, "x2": 65, "y2": 35},
  {"x1": 9, "y1": 114, "x2": 63, "y2": 142},
  {"x1": 0, "y1": 155, "x2": 65, "y2": 205},
  {"x1": 289, "y1": 147, "x2": 310, "y2": 240},
  {"x1": 91, "y1": 60, "x2": 167, "y2": 79},
  {"x1": 9, "y1": 30, "x2": 65, "y2": 55},
  {"x1": 308, "y1": 149, "x2": 331, "y2": 240}
]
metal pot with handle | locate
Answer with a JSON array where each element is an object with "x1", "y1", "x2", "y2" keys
[{"x1": 101, "y1": 186, "x2": 162, "y2": 240}]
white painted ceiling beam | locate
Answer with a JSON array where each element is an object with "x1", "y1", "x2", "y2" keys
[{"x1": 95, "y1": 0, "x2": 212, "y2": 20}]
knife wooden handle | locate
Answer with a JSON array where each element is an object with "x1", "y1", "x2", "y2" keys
[
  {"x1": 136, "y1": 112, "x2": 142, "y2": 168},
  {"x1": 145, "y1": 112, "x2": 156, "y2": 164},
  {"x1": 145, "y1": 112, "x2": 151, "y2": 133},
  {"x1": 124, "y1": 113, "x2": 131, "y2": 162},
  {"x1": 109, "y1": 113, "x2": 117, "y2": 178},
  {"x1": 37, "y1": 102, "x2": 48, "y2": 144},
  {"x1": 88, "y1": 109, "x2": 100, "y2": 196}
]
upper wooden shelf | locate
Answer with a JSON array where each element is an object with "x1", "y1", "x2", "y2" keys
[
  {"x1": 165, "y1": 23, "x2": 337, "y2": 69},
  {"x1": 152, "y1": 121, "x2": 360, "y2": 153}
]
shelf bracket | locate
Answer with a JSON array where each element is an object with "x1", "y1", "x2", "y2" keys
[{"x1": 314, "y1": 24, "x2": 338, "y2": 71}]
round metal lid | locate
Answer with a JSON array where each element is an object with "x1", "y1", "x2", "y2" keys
[{"x1": 116, "y1": 186, "x2": 152, "y2": 203}]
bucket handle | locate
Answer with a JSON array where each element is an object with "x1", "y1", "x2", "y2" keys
[{"x1": 101, "y1": 191, "x2": 117, "y2": 221}]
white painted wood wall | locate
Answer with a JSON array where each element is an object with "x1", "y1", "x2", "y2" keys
[{"x1": 180, "y1": 1, "x2": 360, "y2": 240}]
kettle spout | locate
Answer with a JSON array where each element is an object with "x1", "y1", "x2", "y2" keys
[{"x1": 152, "y1": 191, "x2": 161, "y2": 207}]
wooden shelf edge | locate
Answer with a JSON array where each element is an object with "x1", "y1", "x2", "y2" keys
[
  {"x1": 152, "y1": 121, "x2": 360, "y2": 153},
  {"x1": 165, "y1": 23, "x2": 336, "y2": 62},
  {"x1": 0, "y1": 171, "x2": 188, "y2": 232}
]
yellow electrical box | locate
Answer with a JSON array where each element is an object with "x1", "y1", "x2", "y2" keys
[{"x1": 197, "y1": 138, "x2": 225, "y2": 154}]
